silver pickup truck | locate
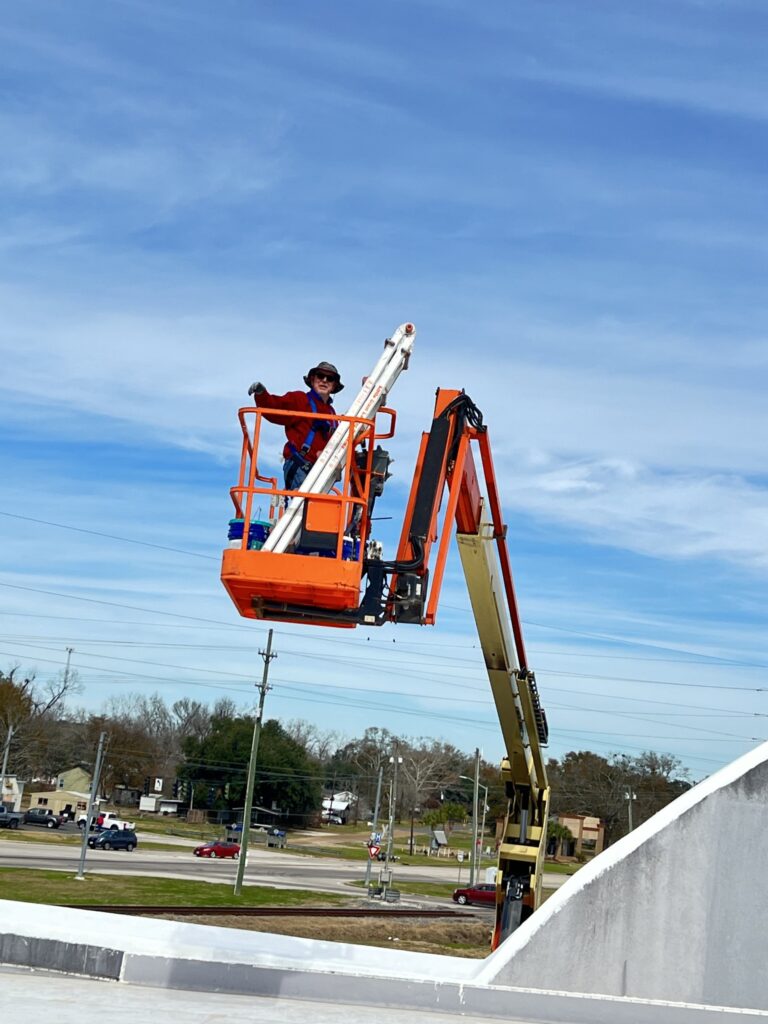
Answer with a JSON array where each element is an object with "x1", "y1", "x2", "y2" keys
[{"x1": 0, "y1": 806, "x2": 22, "y2": 829}]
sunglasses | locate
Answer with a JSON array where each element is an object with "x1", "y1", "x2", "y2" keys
[{"x1": 314, "y1": 372, "x2": 338, "y2": 383}]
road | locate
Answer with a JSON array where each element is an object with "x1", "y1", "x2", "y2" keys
[
  {"x1": 0, "y1": 835, "x2": 567, "y2": 904},
  {"x1": 0, "y1": 832, "x2": 468, "y2": 895}
]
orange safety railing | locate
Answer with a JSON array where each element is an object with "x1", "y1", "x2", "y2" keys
[
  {"x1": 221, "y1": 403, "x2": 396, "y2": 623},
  {"x1": 228, "y1": 401, "x2": 397, "y2": 557}
]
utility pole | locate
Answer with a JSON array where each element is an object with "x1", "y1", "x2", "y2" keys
[
  {"x1": 75, "y1": 731, "x2": 107, "y2": 881},
  {"x1": 364, "y1": 763, "x2": 384, "y2": 894},
  {"x1": 382, "y1": 748, "x2": 402, "y2": 900},
  {"x1": 409, "y1": 805, "x2": 417, "y2": 856},
  {"x1": 625, "y1": 787, "x2": 637, "y2": 833},
  {"x1": 470, "y1": 748, "x2": 480, "y2": 887},
  {"x1": 234, "y1": 629, "x2": 276, "y2": 896},
  {"x1": 1, "y1": 725, "x2": 14, "y2": 806},
  {"x1": 479, "y1": 783, "x2": 489, "y2": 869},
  {"x1": 385, "y1": 748, "x2": 402, "y2": 865},
  {"x1": 461, "y1": 765, "x2": 488, "y2": 885}
]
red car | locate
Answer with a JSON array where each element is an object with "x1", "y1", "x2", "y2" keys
[
  {"x1": 193, "y1": 840, "x2": 240, "y2": 859},
  {"x1": 452, "y1": 883, "x2": 496, "y2": 906}
]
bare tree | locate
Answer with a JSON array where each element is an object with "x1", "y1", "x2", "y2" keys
[
  {"x1": 399, "y1": 739, "x2": 462, "y2": 817},
  {"x1": 211, "y1": 697, "x2": 238, "y2": 720},
  {"x1": 0, "y1": 664, "x2": 82, "y2": 779},
  {"x1": 172, "y1": 698, "x2": 211, "y2": 742},
  {"x1": 283, "y1": 719, "x2": 345, "y2": 762}
]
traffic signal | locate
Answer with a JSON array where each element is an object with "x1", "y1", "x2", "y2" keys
[{"x1": 143, "y1": 777, "x2": 150, "y2": 796}]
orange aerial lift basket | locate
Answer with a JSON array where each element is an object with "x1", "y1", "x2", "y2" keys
[{"x1": 220, "y1": 403, "x2": 396, "y2": 627}]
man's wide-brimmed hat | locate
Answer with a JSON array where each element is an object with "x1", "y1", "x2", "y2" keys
[{"x1": 305, "y1": 361, "x2": 344, "y2": 393}]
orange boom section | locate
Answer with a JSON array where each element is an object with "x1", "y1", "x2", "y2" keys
[{"x1": 220, "y1": 402, "x2": 396, "y2": 626}]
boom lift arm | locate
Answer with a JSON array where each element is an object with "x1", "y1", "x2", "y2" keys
[
  {"x1": 221, "y1": 368, "x2": 549, "y2": 946},
  {"x1": 385, "y1": 389, "x2": 550, "y2": 944}
]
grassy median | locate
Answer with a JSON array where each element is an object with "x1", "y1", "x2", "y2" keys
[{"x1": 0, "y1": 867, "x2": 347, "y2": 907}]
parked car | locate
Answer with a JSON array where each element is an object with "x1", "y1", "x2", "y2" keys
[
  {"x1": 193, "y1": 840, "x2": 240, "y2": 859},
  {"x1": 87, "y1": 829, "x2": 138, "y2": 852},
  {"x1": 452, "y1": 883, "x2": 496, "y2": 906},
  {"x1": 23, "y1": 807, "x2": 64, "y2": 829}
]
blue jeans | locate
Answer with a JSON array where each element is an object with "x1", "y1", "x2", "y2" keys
[{"x1": 284, "y1": 457, "x2": 310, "y2": 491}]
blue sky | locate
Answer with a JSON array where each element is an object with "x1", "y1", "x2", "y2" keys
[{"x1": 2, "y1": 1, "x2": 768, "y2": 781}]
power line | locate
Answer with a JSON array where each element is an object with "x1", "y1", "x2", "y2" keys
[
  {"x1": 7, "y1": 626, "x2": 768, "y2": 716},
  {"x1": 1, "y1": 513, "x2": 765, "y2": 667},
  {"x1": 0, "y1": 510, "x2": 218, "y2": 562},
  {"x1": 7, "y1": 632, "x2": 765, "y2": 725},
  {"x1": 0, "y1": 580, "x2": 250, "y2": 629},
  {"x1": 7, "y1": 628, "x2": 767, "y2": 728},
  {"x1": 3, "y1": 607, "x2": 768, "y2": 673}
]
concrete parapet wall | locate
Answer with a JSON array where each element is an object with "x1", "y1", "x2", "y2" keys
[
  {"x1": 476, "y1": 741, "x2": 768, "y2": 1011},
  {"x1": 0, "y1": 908, "x2": 762, "y2": 1022}
]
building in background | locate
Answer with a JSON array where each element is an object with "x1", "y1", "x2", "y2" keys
[
  {"x1": 1, "y1": 775, "x2": 24, "y2": 811},
  {"x1": 549, "y1": 814, "x2": 605, "y2": 859},
  {"x1": 56, "y1": 766, "x2": 92, "y2": 793},
  {"x1": 26, "y1": 788, "x2": 90, "y2": 820},
  {"x1": 322, "y1": 790, "x2": 356, "y2": 824}
]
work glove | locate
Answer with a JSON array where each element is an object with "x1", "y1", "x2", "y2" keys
[{"x1": 248, "y1": 382, "x2": 266, "y2": 397}]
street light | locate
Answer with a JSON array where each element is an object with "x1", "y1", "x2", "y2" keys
[
  {"x1": 459, "y1": 775, "x2": 489, "y2": 884},
  {"x1": 386, "y1": 755, "x2": 403, "y2": 858}
]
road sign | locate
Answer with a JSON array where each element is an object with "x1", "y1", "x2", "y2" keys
[
  {"x1": 457, "y1": 851, "x2": 465, "y2": 863},
  {"x1": 368, "y1": 845, "x2": 380, "y2": 859}
]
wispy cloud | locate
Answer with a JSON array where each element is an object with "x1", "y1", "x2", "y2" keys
[
  {"x1": 0, "y1": 113, "x2": 279, "y2": 207},
  {"x1": 505, "y1": 455, "x2": 768, "y2": 571}
]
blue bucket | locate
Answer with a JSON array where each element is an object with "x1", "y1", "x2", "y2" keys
[
  {"x1": 249, "y1": 521, "x2": 271, "y2": 550},
  {"x1": 228, "y1": 519, "x2": 245, "y2": 541},
  {"x1": 342, "y1": 536, "x2": 360, "y2": 561},
  {"x1": 227, "y1": 519, "x2": 271, "y2": 550}
]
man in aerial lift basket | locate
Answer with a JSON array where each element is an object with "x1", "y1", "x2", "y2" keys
[{"x1": 248, "y1": 360, "x2": 344, "y2": 490}]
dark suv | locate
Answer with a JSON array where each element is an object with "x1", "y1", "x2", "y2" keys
[{"x1": 88, "y1": 829, "x2": 138, "y2": 852}]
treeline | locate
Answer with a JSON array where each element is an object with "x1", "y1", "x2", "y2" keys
[{"x1": 1, "y1": 666, "x2": 691, "y2": 837}]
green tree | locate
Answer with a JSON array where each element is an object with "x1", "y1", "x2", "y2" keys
[
  {"x1": 421, "y1": 801, "x2": 466, "y2": 832},
  {"x1": 546, "y1": 819, "x2": 574, "y2": 858},
  {"x1": 180, "y1": 715, "x2": 321, "y2": 823}
]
